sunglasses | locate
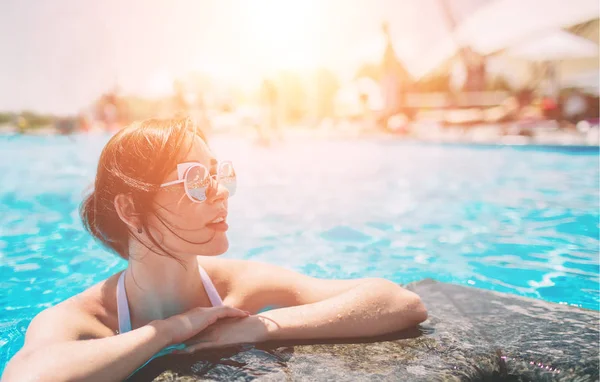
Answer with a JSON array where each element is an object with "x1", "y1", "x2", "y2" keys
[{"x1": 160, "y1": 161, "x2": 237, "y2": 203}]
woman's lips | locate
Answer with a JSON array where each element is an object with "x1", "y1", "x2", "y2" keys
[{"x1": 206, "y1": 221, "x2": 228, "y2": 232}]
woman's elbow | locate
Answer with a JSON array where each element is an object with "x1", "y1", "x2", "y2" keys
[
  {"x1": 3, "y1": 351, "x2": 34, "y2": 382},
  {"x1": 388, "y1": 284, "x2": 428, "y2": 325},
  {"x1": 3, "y1": 349, "x2": 56, "y2": 382},
  {"x1": 404, "y1": 292, "x2": 428, "y2": 325},
  {"x1": 370, "y1": 279, "x2": 428, "y2": 325}
]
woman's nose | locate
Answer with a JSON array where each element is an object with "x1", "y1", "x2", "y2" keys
[{"x1": 205, "y1": 179, "x2": 229, "y2": 204}]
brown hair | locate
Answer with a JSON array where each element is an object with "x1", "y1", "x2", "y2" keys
[{"x1": 80, "y1": 117, "x2": 206, "y2": 259}]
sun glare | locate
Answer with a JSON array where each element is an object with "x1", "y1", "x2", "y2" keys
[
  {"x1": 239, "y1": 0, "x2": 322, "y2": 73},
  {"x1": 145, "y1": 70, "x2": 174, "y2": 98}
]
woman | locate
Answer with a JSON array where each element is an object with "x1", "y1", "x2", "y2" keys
[{"x1": 3, "y1": 118, "x2": 427, "y2": 381}]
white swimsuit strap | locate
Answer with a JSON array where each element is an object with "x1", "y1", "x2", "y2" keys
[
  {"x1": 116, "y1": 271, "x2": 132, "y2": 334},
  {"x1": 198, "y1": 264, "x2": 224, "y2": 307}
]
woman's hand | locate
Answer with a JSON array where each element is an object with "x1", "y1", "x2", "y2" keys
[
  {"x1": 178, "y1": 315, "x2": 274, "y2": 353},
  {"x1": 159, "y1": 306, "x2": 250, "y2": 346}
]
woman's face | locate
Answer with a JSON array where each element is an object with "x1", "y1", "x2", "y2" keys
[{"x1": 147, "y1": 134, "x2": 230, "y2": 257}]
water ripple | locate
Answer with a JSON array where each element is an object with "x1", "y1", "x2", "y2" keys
[{"x1": 0, "y1": 135, "x2": 598, "y2": 373}]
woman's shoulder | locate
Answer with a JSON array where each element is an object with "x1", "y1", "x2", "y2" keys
[
  {"x1": 46, "y1": 272, "x2": 123, "y2": 338},
  {"x1": 199, "y1": 257, "x2": 256, "y2": 281},
  {"x1": 198, "y1": 258, "x2": 256, "y2": 300},
  {"x1": 24, "y1": 272, "x2": 122, "y2": 346},
  {"x1": 200, "y1": 257, "x2": 293, "y2": 281},
  {"x1": 199, "y1": 257, "x2": 238, "y2": 286},
  {"x1": 76, "y1": 271, "x2": 123, "y2": 333},
  {"x1": 199, "y1": 257, "x2": 281, "y2": 295}
]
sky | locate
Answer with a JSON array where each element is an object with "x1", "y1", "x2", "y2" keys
[{"x1": 0, "y1": 0, "x2": 487, "y2": 114}]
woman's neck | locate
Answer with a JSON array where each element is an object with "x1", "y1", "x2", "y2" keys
[{"x1": 123, "y1": 247, "x2": 207, "y2": 328}]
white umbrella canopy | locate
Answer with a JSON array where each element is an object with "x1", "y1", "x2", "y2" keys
[
  {"x1": 455, "y1": 0, "x2": 599, "y2": 54},
  {"x1": 506, "y1": 29, "x2": 599, "y2": 61},
  {"x1": 416, "y1": 0, "x2": 599, "y2": 78},
  {"x1": 353, "y1": 0, "x2": 491, "y2": 78}
]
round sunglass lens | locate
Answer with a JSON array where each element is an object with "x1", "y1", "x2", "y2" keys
[
  {"x1": 219, "y1": 162, "x2": 237, "y2": 196},
  {"x1": 185, "y1": 165, "x2": 210, "y2": 202}
]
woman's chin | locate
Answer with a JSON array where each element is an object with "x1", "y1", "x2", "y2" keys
[{"x1": 205, "y1": 236, "x2": 229, "y2": 256}]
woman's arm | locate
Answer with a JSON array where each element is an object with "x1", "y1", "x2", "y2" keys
[
  {"x1": 2, "y1": 308, "x2": 170, "y2": 382},
  {"x1": 3, "y1": 323, "x2": 169, "y2": 382},
  {"x1": 258, "y1": 278, "x2": 426, "y2": 340},
  {"x1": 228, "y1": 260, "x2": 428, "y2": 335},
  {"x1": 182, "y1": 261, "x2": 427, "y2": 351},
  {"x1": 2, "y1": 305, "x2": 248, "y2": 382}
]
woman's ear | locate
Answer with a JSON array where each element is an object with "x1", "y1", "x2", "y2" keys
[{"x1": 114, "y1": 193, "x2": 141, "y2": 231}]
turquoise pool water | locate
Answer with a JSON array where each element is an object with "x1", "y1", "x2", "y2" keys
[{"x1": 0, "y1": 134, "x2": 598, "y2": 373}]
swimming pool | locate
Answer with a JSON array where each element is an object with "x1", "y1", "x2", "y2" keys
[{"x1": 0, "y1": 134, "x2": 598, "y2": 374}]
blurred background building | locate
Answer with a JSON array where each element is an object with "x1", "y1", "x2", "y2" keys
[{"x1": 0, "y1": 0, "x2": 598, "y2": 141}]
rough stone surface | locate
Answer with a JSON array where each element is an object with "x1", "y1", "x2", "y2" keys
[{"x1": 129, "y1": 280, "x2": 599, "y2": 381}]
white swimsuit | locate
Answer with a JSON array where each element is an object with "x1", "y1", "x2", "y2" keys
[
  {"x1": 116, "y1": 264, "x2": 223, "y2": 334},
  {"x1": 115, "y1": 264, "x2": 224, "y2": 374}
]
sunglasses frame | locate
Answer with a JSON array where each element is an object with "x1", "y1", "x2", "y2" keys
[{"x1": 160, "y1": 161, "x2": 236, "y2": 203}]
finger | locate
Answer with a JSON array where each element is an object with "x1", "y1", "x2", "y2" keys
[
  {"x1": 179, "y1": 341, "x2": 215, "y2": 354},
  {"x1": 210, "y1": 306, "x2": 250, "y2": 321},
  {"x1": 188, "y1": 306, "x2": 249, "y2": 332}
]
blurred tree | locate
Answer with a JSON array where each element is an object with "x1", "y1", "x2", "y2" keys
[
  {"x1": 313, "y1": 68, "x2": 340, "y2": 121},
  {"x1": 20, "y1": 111, "x2": 55, "y2": 129},
  {"x1": 277, "y1": 71, "x2": 308, "y2": 124},
  {"x1": 0, "y1": 112, "x2": 15, "y2": 124}
]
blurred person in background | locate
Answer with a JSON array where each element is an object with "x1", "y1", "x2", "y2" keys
[{"x1": 562, "y1": 89, "x2": 588, "y2": 128}]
